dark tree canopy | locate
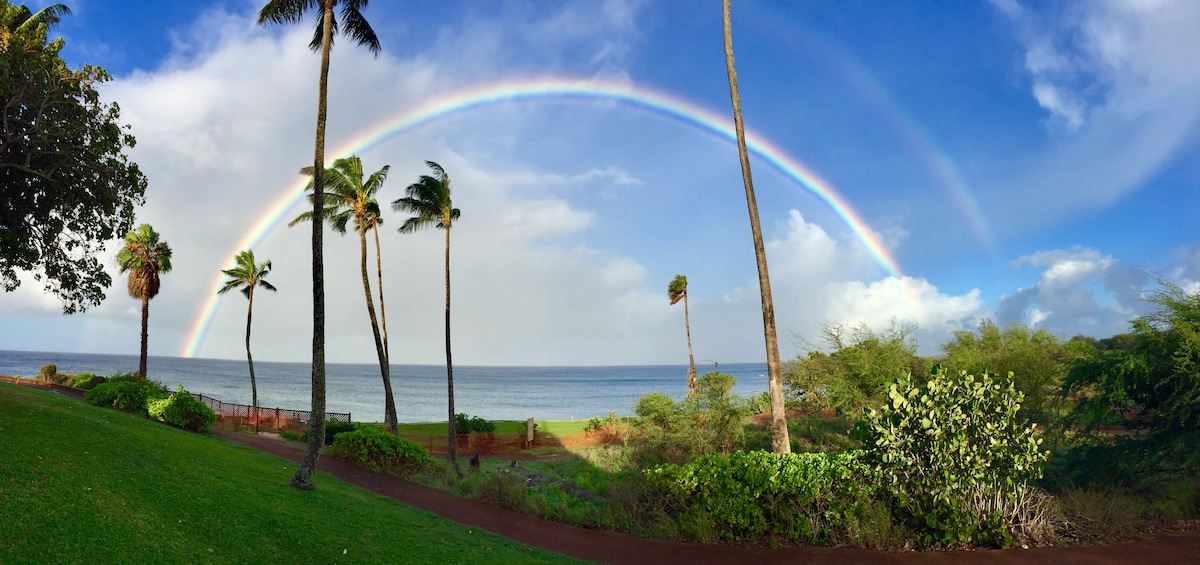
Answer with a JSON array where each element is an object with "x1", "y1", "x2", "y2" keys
[{"x1": 1, "y1": 1, "x2": 147, "y2": 313}]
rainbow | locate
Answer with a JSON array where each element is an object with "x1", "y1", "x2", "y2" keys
[{"x1": 182, "y1": 77, "x2": 915, "y2": 358}]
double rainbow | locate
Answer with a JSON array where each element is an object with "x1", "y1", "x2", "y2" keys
[{"x1": 181, "y1": 77, "x2": 913, "y2": 358}]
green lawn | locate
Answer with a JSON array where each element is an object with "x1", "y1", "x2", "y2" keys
[
  {"x1": 0, "y1": 383, "x2": 585, "y2": 564},
  {"x1": 395, "y1": 419, "x2": 592, "y2": 436}
]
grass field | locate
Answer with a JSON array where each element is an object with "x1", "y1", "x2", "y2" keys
[{"x1": 0, "y1": 383, "x2": 585, "y2": 564}]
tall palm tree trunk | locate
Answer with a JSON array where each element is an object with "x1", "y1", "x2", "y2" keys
[
  {"x1": 292, "y1": 0, "x2": 333, "y2": 491},
  {"x1": 139, "y1": 296, "x2": 149, "y2": 380},
  {"x1": 359, "y1": 224, "x2": 398, "y2": 433},
  {"x1": 373, "y1": 223, "x2": 390, "y2": 363},
  {"x1": 445, "y1": 225, "x2": 460, "y2": 476},
  {"x1": 245, "y1": 290, "x2": 259, "y2": 432},
  {"x1": 684, "y1": 292, "x2": 697, "y2": 396},
  {"x1": 723, "y1": 0, "x2": 790, "y2": 453}
]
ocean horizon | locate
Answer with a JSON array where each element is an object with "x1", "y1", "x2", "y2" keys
[{"x1": 0, "y1": 350, "x2": 771, "y2": 423}]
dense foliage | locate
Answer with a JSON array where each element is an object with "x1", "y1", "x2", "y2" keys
[
  {"x1": 70, "y1": 372, "x2": 105, "y2": 390},
  {"x1": 84, "y1": 378, "x2": 167, "y2": 416},
  {"x1": 0, "y1": 1, "x2": 147, "y2": 312},
  {"x1": 631, "y1": 371, "x2": 750, "y2": 464},
  {"x1": 147, "y1": 386, "x2": 216, "y2": 433},
  {"x1": 856, "y1": 367, "x2": 1050, "y2": 546},
  {"x1": 455, "y1": 413, "x2": 496, "y2": 434},
  {"x1": 785, "y1": 322, "x2": 928, "y2": 413},
  {"x1": 940, "y1": 320, "x2": 1073, "y2": 425},
  {"x1": 646, "y1": 450, "x2": 883, "y2": 545},
  {"x1": 329, "y1": 425, "x2": 433, "y2": 477}
]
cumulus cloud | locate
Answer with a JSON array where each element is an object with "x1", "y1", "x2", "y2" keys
[{"x1": 997, "y1": 247, "x2": 1150, "y2": 337}]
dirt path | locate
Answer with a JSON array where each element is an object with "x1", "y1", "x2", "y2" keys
[{"x1": 214, "y1": 430, "x2": 1200, "y2": 565}]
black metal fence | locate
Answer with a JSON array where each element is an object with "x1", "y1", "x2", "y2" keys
[{"x1": 192, "y1": 393, "x2": 351, "y2": 431}]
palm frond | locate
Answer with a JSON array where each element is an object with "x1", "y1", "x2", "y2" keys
[{"x1": 257, "y1": 0, "x2": 316, "y2": 25}]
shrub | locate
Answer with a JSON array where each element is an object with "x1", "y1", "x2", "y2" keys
[
  {"x1": 329, "y1": 426, "x2": 433, "y2": 477},
  {"x1": 147, "y1": 387, "x2": 216, "y2": 433},
  {"x1": 454, "y1": 413, "x2": 496, "y2": 434},
  {"x1": 85, "y1": 379, "x2": 167, "y2": 416},
  {"x1": 307, "y1": 419, "x2": 356, "y2": 446},
  {"x1": 856, "y1": 366, "x2": 1049, "y2": 547},
  {"x1": 629, "y1": 372, "x2": 751, "y2": 464},
  {"x1": 645, "y1": 450, "x2": 884, "y2": 545},
  {"x1": 37, "y1": 363, "x2": 70, "y2": 385},
  {"x1": 71, "y1": 372, "x2": 106, "y2": 390}
]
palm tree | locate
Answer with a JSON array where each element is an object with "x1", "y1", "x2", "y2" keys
[
  {"x1": 393, "y1": 161, "x2": 462, "y2": 474},
  {"x1": 290, "y1": 155, "x2": 398, "y2": 434},
  {"x1": 722, "y1": 0, "x2": 790, "y2": 453},
  {"x1": 669, "y1": 275, "x2": 698, "y2": 397},
  {"x1": 258, "y1": 0, "x2": 380, "y2": 490},
  {"x1": 115, "y1": 224, "x2": 172, "y2": 381},
  {"x1": 217, "y1": 250, "x2": 277, "y2": 432}
]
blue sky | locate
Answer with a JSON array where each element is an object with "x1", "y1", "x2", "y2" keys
[{"x1": 4, "y1": 0, "x2": 1199, "y2": 365}]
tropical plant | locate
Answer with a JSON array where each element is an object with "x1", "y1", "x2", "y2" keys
[
  {"x1": 721, "y1": 0, "x2": 789, "y2": 453},
  {"x1": 217, "y1": 249, "x2": 277, "y2": 431},
  {"x1": 856, "y1": 367, "x2": 1050, "y2": 547},
  {"x1": 668, "y1": 274, "x2": 698, "y2": 397},
  {"x1": 257, "y1": 0, "x2": 379, "y2": 491},
  {"x1": 115, "y1": 224, "x2": 172, "y2": 380},
  {"x1": 290, "y1": 155, "x2": 397, "y2": 433},
  {"x1": 1, "y1": 1, "x2": 147, "y2": 313},
  {"x1": 393, "y1": 160, "x2": 462, "y2": 473}
]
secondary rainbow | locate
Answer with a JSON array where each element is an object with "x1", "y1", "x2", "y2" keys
[{"x1": 182, "y1": 77, "x2": 915, "y2": 358}]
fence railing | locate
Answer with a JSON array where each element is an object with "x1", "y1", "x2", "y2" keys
[{"x1": 192, "y1": 393, "x2": 350, "y2": 432}]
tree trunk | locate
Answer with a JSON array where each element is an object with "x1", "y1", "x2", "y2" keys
[
  {"x1": 445, "y1": 224, "x2": 460, "y2": 477},
  {"x1": 722, "y1": 0, "x2": 790, "y2": 454},
  {"x1": 139, "y1": 295, "x2": 149, "y2": 380},
  {"x1": 685, "y1": 291, "x2": 697, "y2": 396},
  {"x1": 360, "y1": 223, "x2": 397, "y2": 433},
  {"x1": 246, "y1": 288, "x2": 258, "y2": 432},
  {"x1": 292, "y1": 0, "x2": 333, "y2": 491},
  {"x1": 373, "y1": 222, "x2": 390, "y2": 365}
]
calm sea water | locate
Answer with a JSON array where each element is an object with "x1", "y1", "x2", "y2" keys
[{"x1": 0, "y1": 350, "x2": 769, "y2": 423}]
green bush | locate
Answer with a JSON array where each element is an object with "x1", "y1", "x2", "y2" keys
[
  {"x1": 645, "y1": 450, "x2": 884, "y2": 545},
  {"x1": 329, "y1": 426, "x2": 433, "y2": 477},
  {"x1": 307, "y1": 419, "x2": 356, "y2": 446},
  {"x1": 454, "y1": 413, "x2": 496, "y2": 434},
  {"x1": 71, "y1": 372, "x2": 106, "y2": 390},
  {"x1": 85, "y1": 379, "x2": 167, "y2": 416},
  {"x1": 147, "y1": 387, "x2": 216, "y2": 433},
  {"x1": 856, "y1": 366, "x2": 1049, "y2": 547},
  {"x1": 629, "y1": 372, "x2": 751, "y2": 464},
  {"x1": 37, "y1": 363, "x2": 70, "y2": 385}
]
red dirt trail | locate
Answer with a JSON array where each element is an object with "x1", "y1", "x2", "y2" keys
[{"x1": 214, "y1": 430, "x2": 1200, "y2": 565}]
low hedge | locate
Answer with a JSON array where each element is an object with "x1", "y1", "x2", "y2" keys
[
  {"x1": 148, "y1": 387, "x2": 216, "y2": 433},
  {"x1": 329, "y1": 426, "x2": 433, "y2": 477}
]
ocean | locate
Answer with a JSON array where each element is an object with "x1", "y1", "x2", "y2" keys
[{"x1": 0, "y1": 350, "x2": 770, "y2": 423}]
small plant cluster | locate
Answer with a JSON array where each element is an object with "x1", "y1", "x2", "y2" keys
[
  {"x1": 646, "y1": 450, "x2": 884, "y2": 545},
  {"x1": 329, "y1": 425, "x2": 433, "y2": 477},
  {"x1": 855, "y1": 367, "x2": 1051, "y2": 547},
  {"x1": 84, "y1": 372, "x2": 216, "y2": 433},
  {"x1": 585, "y1": 412, "x2": 623, "y2": 437},
  {"x1": 630, "y1": 371, "x2": 752, "y2": 465},
  {"x1": 147, "y1": 386, "x2": 217, "y2": 433},
  {"x1": 454, "y1": 413, "x2": 496, "y2": 434},
  {"x1": 36, "y1": 363, "x2": 71, "y2": 385},
  {"x1": 311, "y1": 419, "x2": 357, "y2": 446},
  {"x1": 71, "y1": 372, "x2": 106, "y2": 390}
]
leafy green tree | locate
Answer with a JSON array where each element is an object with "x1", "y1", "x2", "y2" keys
[
  {"x1": 1, "y1": 1, "x2": 147, "y2": 313},
  {"x1": 257, "y1": 0, "x2": 380, "y2": 491},
  {"x1": 939, "y1": 320, "x2": 1069, "y2": 426},
  {"x1": 1064, "y1": 280, "x2": 1200, "y2": 435},
  {"x1": 290, "y1": 155, "x2": 397, "y2": 433},
  {"x1": 722, "y1": 0, "x2": 789, "y2": 453},
  {"x1": 668, "y1": 274, "x2": 698, "y2": 397},
  {"x1": 217, "y1": 250, "x2": 277, "y2": 431},
  {"x1": 785, "y1": 321, "x2": 928, "y2": 413},
  {"x1": 115, "y1": 224, "x2": 172, "y2": 381},
  {"x1": 393, "y1": 160, "x2": 462, "y2": 474}
]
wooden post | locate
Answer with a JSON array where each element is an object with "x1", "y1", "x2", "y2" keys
[{"x1": 526, "y1": 418, "x2": 535, "y2": 449}]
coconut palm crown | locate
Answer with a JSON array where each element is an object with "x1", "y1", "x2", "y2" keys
[{"x1": 116, "y1": 224, "x2": 172, "y2": 380}]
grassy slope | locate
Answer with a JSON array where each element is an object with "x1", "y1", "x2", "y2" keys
[{"x1": 0, "y1": 383, "x2": 584, "y2": 564}]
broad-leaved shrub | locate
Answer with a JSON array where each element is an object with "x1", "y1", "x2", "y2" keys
[
  {"x1": 147, "y1": 387, "x2": 216, "y2": 432},
  {"x1": 71, "y1": 372, "x2": 106, "y2": 390},
  {"x1": 85, "y1": 379, "x2": 167, "y2": 416},
  {"x1": 646, "y1": 450, "x2": 883, "y2": 545},
  {"x1": 856, "y1": 366, "x2": 1049, "y2": 547},
  {"x1": 330, "y1": 426, "x2": 433, "y2": 476}
]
